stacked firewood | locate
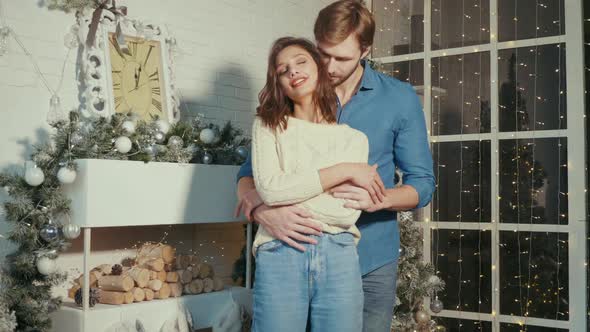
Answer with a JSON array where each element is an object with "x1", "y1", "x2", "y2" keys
[{"x1": 68, "y1": 243, "x2": 224, "y2": 306}]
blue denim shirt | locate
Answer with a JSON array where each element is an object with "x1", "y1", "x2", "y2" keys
[{"x1": 236, "y1": 61, "x2": 435, "y2": 275}]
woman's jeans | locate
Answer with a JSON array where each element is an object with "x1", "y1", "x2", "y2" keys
[{"x1": 252, "y1": 232, "x2": 364, "y2": 332}]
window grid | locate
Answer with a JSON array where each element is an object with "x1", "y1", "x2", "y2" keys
[{"x1": 370, "y1": 0, "x2": 587, "y2": 330}]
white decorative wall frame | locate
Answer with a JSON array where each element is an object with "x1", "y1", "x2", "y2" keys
[{"x1": 75, "y1": 8, "x2": 179, "y2": 122}]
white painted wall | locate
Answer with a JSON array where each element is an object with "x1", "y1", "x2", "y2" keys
[{"x1": 0, "y1": 0, "x2": 336, "y2": 294}]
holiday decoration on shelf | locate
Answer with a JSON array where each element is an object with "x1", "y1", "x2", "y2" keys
[
  {"x1": 0, "y1": 110, "x2": 249, "y2": 331},
  {"x1": 74, "y1": 288, "x2": 100, "y2": 308}
]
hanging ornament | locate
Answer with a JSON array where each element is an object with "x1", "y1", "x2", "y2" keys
[
  {"x1": 430, "y1": 298, "x2": 443, "y2": 313},
  {"x1": 167, "y1": 136, "x2": 183, "y2": 148},
  {"x1": 36, "y1": 256, "x2": 57, "y2": 275},
  {"x1": 62, "y1": 224, "x2": 81, "y2": 240},
  {"x1": 57, "y1": 167, "x2": 77, "y2": 184},
  {"x1": 40, "y1": 220, "x2": 59, "y2": 243},
  {"x1": 434, "y1": 325, "x2": 447, "y2": 332},
  {"x1": 143, "y1": 144, "x2": 156, "y2": 157},
  {"x1": 121, "y1": 120, "x2": 136, "y2": 135},
  {"x1": 24, "y1": 161, "x2": 45, "y2": 186},
  {"x1": 399, "y1": 246, "x2": 406, "y2": 257},
  {"x1": 199, "y1": 128, "x2": 216, "y2": 144},
  {"x1": 414, "y1": 309, "x2": 430, "y2": 324},
  {"x1": 114, "y1": 136, "x2": 132, "y2": 153},
  {"x1": 47, "y1": 94, "x2": 68, "y2": 124},
  {"x1": 155, "y1": 119, "x2": 170, "y2": 134},
  {"x1": 0, "y1": 26, "x2": 10, "y2": 56},
  {"x1": 154, "y1": 131, "x2": 166, "y2": 144},
  {"x1": 202, "y1": 152, "x2": 213, "y2": 164},
  {"x1": 235, "y1": 146, "x2": 249, "y2": 160}
]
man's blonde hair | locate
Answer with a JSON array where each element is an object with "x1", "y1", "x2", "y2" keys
[{"x1": 314, "y1": 0, "x2": 375, "y2": 51}]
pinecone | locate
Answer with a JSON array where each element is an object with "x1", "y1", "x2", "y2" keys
[
  {"x1": 111, "y1": 264, "x2": 123, "y2": 275},
  {"x1": 74, "y1": 287, "x2": 100, "y2": 307}
]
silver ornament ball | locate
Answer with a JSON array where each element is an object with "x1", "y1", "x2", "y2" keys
[
  {"x1": 202, "y1": 152, "x2": 213, "y2": 164},
  {"x1": 40, "y1": 222, "x2": 59, "y2": 242},
  {"x1": 57, "y1": 167, "x2": 77, "y2": 184},
  {"x1": 62, "y1": 224, "x2": 81, "y2": 240},
  {"x1": 430, "y1": 298, "x2": 444, "y2": 314},
  {"x1": 36, "y1": 256, "x2": 57, "y2": 275},
  {"x1": 199, "y1": 128, "x2": 216, "y2": 144},
  {"x1": 121, "y1": 121, "x2": 136, "y2": 135},
  {"x1": 115, "y1": 136, "x2": 132, "y2": 153},
  {"x1": 24, "y1": 164, "x2": 45, "y2": 186},
  {"x1": 154, "y1": 131, "x2": 166, "y2": 144},
  {"x1": 143, "y1": 145, "x2": 156, "y2": 156},
  {"x1": 167, "y1": 136, "x2": 184, "y2": 148}
]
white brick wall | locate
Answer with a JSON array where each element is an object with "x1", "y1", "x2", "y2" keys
[{"x1": 0, "y1": 0, "x2": 337, "y2": 286}]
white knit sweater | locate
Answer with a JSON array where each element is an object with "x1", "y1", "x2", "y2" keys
[{"x1": 251, "y1": 116, "x2": 369, "y2": 253}]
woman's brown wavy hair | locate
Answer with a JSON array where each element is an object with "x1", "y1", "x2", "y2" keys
[{"x1": 256, "y1": 37, "x2": 337, "y2": 131}]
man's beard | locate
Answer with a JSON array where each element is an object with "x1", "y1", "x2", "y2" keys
[{"x1": 330, "y1": 66, "x2": 357, "y2": 87}]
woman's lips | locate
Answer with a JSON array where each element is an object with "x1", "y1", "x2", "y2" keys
[{"x1": 290, "y1": 77, "x2": 308, "y2": 88}]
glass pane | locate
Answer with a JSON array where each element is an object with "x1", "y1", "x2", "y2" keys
[
  {"x1": 432, "y1": 52, "x2": 491, "y2": 135},
  {"x1": 434, "y1": 317, "x2": 492, "y2": 332},
  {"x1": 432, "y1": 141, "x2": 491, "y2": 223},
  {"x1": 498, "y1": 0, "x2": 565, "y2": 42},
  {"x1": 498, "y1": 44, "x2": 567, "y2": 132},
  {"x1": 499, "y1": 138, "x2": 568, "y2": 225},
  {"x1": 372, "y1": 0, "x2": 424, "y2": 57},
  {"x1": 501, "y1": 324, "x2": 567, "y2": 332},
  {"x1": 431, "y1": 229, "x2": 492, "y2": 313},
  {"x1": 377, "y1": 59, "x2": 424, "y2": 86},
  {"x1": 499, "y1": 231, "x2": 569, "y2": 320},
  {"x1": 431, "y1": 0, "x2": 490, "y2": 50}
]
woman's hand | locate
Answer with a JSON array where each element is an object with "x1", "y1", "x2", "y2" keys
[
  {"x1": 330, "y1": 182, "x2": 388, "y2": 213},
  {"x1": 234, "y1": 188, "x2": 264, "y2": 221},
  {"x1": 346, "y1": 163, "x2": 387, "y2": 204}
]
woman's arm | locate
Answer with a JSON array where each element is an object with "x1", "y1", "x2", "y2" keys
[{"x1": 252, "y1": 119, "x2": 385, "y2": 206}]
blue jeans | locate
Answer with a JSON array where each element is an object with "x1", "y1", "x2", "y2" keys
[
  {"x1": 252, "y1": 232, "x2": 364, "y2": 332},
  {"x1": 361, "y1": 261, "x2": 398, "y2": 332}
]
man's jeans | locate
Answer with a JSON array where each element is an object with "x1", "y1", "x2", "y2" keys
[
  {"x1": 252, "y1": 233, "x2": 364, "y2": 332},
  {"x1": 362, "y1": 261, "x2": 398, "y2": 332}
]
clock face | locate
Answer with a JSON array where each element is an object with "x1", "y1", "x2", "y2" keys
[{"x1": 108, "y1": 34, "x2": 166, "y2": 121}]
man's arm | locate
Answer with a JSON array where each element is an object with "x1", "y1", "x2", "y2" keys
[{"x1": 391, "y1": 84, "x2": 435, "y2": 210}]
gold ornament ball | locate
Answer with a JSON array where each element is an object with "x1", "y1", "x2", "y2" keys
[{"x1": 415, "y1": 309, "x2": 430, "y2": 324}]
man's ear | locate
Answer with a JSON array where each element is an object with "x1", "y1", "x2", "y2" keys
[{"x1": 360, "y1": 46, "x2": 371, "y2": 59}]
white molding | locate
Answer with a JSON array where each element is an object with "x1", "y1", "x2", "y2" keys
[
  {"x1": 429, "y1": 130, "x2": 568, "y2": 143},
  {"x1": 564, "y1": 0, "x2": 588, "y2": 331},
  {"x1": 420, "y1": 221, "x2": 570, "y2": 233},
  {"x1": 433, "y1": 310, "x2": 570, "y2": 329}
]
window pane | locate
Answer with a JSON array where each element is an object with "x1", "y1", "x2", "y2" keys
[
  {"x1": 499, "y1": 231, "x2": 569, "y2": 320},
  {"x1": 431, "y1": 0, "x2": 490, "y2": 50},
  {"x1": 432, "y1": 52, "x2": 491, "y2": 135},
  {"x1": 377, "y1": 59, "x2": 424, "y2": 86},
  {"x1": 432, "y1": 141, "x2": 491, "y2": 223},
  {"x1": 501, "y1": 324, "x2": 567, "y2": 332},
  {"x1": 498, "y1": 0, "x2": 565, "y2": 42},
  {"x1": 372, "y1": 0, "x2": 424, "y2": 57},
  {"x1": 431, "y1": 229, "x2": 492, "y2": 313},
  {"x1": 499, "y1": 138, "x2": 568, "y2": 225},
  {"x1": 434, "y1": 318, "x2": 492, "y2": 332},
  {"x1": 498, "y1": 44, "x2": 567, "y2": 132}
]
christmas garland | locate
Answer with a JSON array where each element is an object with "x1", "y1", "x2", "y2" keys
[{"x1": 0, "y1": 111, "x2": 250, "y2": 331}]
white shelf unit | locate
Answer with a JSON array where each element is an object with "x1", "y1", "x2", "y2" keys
[{"x1": 51, "y1": 159, "x2": 253, "y2": 332}]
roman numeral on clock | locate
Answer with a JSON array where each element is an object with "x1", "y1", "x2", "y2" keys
[{"x1": 152, "y1": 98, "x2": 162, "y2": 112}]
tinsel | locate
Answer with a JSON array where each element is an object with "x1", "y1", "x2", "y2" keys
[{"x1": 0, "y1": 111, "x2": 249, "y2": 331}]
